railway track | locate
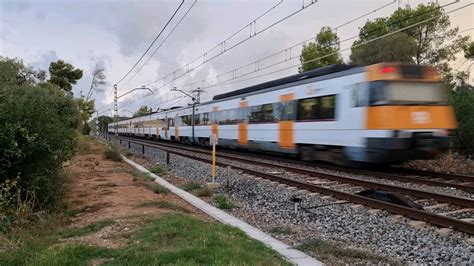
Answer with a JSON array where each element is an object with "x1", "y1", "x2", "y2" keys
[{"x1": 108, "y1": 135, "x2": 474, "y2": 235}]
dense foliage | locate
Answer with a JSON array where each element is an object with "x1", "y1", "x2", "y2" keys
[
  {"x1": 48, "y1": 60, "x2": 83, "y2": 94},
  {"x1": 299, "y1": 26, "x2": 342, "y2": 73},
  {"x1": 133, "y1": 105, "x2": 153, "y2": 117},
  {"x1": 0, "y1": 57, "x2": 80, "y2": 222},
  {"x1": 350, "y1": 3, "x2": 468, "y2": 75},
  {"x1": 447, "y1": 70, "x2": 474, "y2": 154}
]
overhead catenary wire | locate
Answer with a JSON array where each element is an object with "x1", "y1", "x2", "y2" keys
[
  {"x1": 110, "y1": 0, "x2": 439, "y2": 112},
  {"x1": 114, "y1": 0, "x2": 185, "y2": 86},
  {"x1": 120, "y1": 0, "x2": 198, "y2": 88},
  {"x1": 98, "y1": 0, "x2": 284, "y2": 113},
  {"x1": 191, "y1": 0, "x2": 463, "y2": 89},
  {"x1": 148, "y1": 0, "x2": 457, "y2": 92},
  {"x1": 97, "y1": 0, "x2": 316, "y2": 113},
  {"x1": 180, "y1": 0, "x2": 398, "y2": 89},
  {"x1": 200, "y1": 2, "x2": 473, "y2": 90},
  {"x1": 100, "y1": 0, "x2": 467, "y2": 115},
  {"x1": 130, "y1": 0, "x2": 455, "y2": 99},
  {"x1": 141, "y1": 0, "x2": 319, "y2": 88}
]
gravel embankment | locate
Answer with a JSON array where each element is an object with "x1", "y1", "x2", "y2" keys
[
  {"x1": 400, "y1": 152, "x2": 474, "y2": 176},
  {"x1": 118, "y1": 140, "x2": 474, "y2": 264}
]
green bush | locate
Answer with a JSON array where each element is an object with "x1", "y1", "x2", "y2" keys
[
  {"x1": 180, "y1": 182, "x2": 202, "y2": 192},
  {"x1": 214, "y1": 194, "x2": 234, "y2": 210},
  {"x1": 450, "y1": 88, "x2": 474, "y2": 154},
  {"x1": 103, "y1": 145, "x2": 122, "y2": 162},
  {"x1": 150, "y1": 184, "x2": 170, "y2": 194},
  {"x1": 149, "y1": 165, "x2": 165, "y2": 175},
  {"x1": 0, "y1": 57, "x2": 79, "y2": 213}
]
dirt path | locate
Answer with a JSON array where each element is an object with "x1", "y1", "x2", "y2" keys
[{"x1": 63, "y1": 139, "x2": 211, "y2": 248}]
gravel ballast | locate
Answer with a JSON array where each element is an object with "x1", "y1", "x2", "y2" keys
[{"x1": 116, "y1": 139, "x2": 474, "y2": 264}]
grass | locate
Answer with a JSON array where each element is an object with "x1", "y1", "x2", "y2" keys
[
  {"x1": 196, "y1": 187, "x2": 213, "y2": 197},
  {"x1": 76, "y1": 135, "x2": 95, "y2": 155},
  {"x1": 214, "y1": 194, "x2": 234, "y2": 210},
  {"x1": 129, "y1": 170, "x2": 153, "y2": 182},
  {"x1": 180, "y1": 182, "x2": 202, "y2": 192},
  {"x1": 0, "y1": 214, "x2": 288, "y2": 265},
  {"x1": 149, "y1": 184, "x2": 170, "y2": 194},
  {"x1": 103, "y1": 145, "x2": 122, "y2": 162},
  {"x1": 296, "y1": 239, "x2": 395, "y2": 264},
  {"x1": 57, "y1": 220, "x2": 116, "y2": 238},
  {"x1": 137, "y1": 200, "x2": 189, "y2": 213},
  {"x1": 149, "y1": 165, "x2": 165, "y2": 175}
]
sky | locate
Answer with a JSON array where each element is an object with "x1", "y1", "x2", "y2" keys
[{"x1": 1, "y1": 0, "x2": 473, "y2": 117}]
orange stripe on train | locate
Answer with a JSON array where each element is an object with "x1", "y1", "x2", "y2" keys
[
  {"x1": 366, "y1": 106, "x2": 457, "y2": 130},
  {"x1": 279, "y1": 93, "x2": 295, "y2": 149}
]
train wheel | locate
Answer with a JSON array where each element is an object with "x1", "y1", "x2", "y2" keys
[{"x1": 299, "y1": 146, "x2": 314, "y2": 161}]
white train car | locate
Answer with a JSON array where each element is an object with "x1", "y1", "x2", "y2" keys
[{"x1": 109, "y1": 63, "x2": 456, "y2": 166}]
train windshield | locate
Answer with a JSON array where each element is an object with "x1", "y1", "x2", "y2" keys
[{"x1": 369, "y1": 81, "x2": 447, "y2": 105}]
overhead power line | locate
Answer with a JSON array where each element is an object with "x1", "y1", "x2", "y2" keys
[
  {"x1": 121, "y1": 0, "x2": 198, "y2": 87},
  {"x1": 180, "y1": 0, "x2": 398, "y2": 89},
  {"x1": 200, "y1": 2, "x2": 473, "y2": 90},
  {"x1": 101, "y1": 0, "x2": 466, "y2": 114},
  {"x1": 141, "y1": 0, "x2": 319, "y2": 89},
  {"x1": 110, "y1": 0, "x2": 401, "y2": 111},
  {"x1": 98, "y1": 0, "x2": 317, "y2": 112},
  {"x1": 186, "y1": 0, "x2": 460, "y2": 90},
  {"x1": 114, "y1": 0, "x2": 185, "y2": 86}
]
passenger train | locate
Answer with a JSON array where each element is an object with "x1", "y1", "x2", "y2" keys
[{"x1": 108, "y1": 63, "x2": 456, "y2": 166}]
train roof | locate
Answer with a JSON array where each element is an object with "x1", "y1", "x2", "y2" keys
[
  {"x1": 110, "y1": 64, "x2": 357, "y2": 124},
  {"x1": 212, "y1": 64, "x2": 355, "y2": 101}
]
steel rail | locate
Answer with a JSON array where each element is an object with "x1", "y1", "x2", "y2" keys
[
  {"x1": 308, "y1": 162, "x2": 474, "y2": 193},
  {"x1": 114, "y1": 136, "x2": 474, "y2": 193},
  {"x1": 113, "y1": 136, "x2": 474, "y2": 207},
  {"x1": 385, "y1": 167, "x2": 474, "y2": 183},
  {"x1": 107, "y1": 135, "x2": 474, "y2": 235}
]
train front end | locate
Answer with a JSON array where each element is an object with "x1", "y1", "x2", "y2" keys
[{"x1": 350, "y1": 63, "x2": 457, "y2": 164}]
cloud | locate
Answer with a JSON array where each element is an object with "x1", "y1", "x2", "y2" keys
[
  {"x1": 1, "y1": 0, "x2": 30, "y2": 13},
  {"x1": 28, "y1": 50, "x2": 58, "y2": 71}
]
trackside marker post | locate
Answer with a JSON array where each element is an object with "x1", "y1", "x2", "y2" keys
[{"x1": 210, "y1": 134, "x2": 218, "y2": 183}]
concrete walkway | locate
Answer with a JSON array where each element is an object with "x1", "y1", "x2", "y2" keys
[{"x1": 124, "y1": 156, "x2": 322, "y2": 266}]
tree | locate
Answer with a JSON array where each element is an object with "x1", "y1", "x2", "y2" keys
[
  {"x1": 0, "y1": 56, "x2": 46, "y2": 85},
  {"x1": 464, "y1": 41, "x2": 474, "y2": 59},
  {"x1": 76, "y1": 97, "x2": 95, "y2": 135},
  {"x1": 85, "y1": 64, "x2": 107, "y2": 101},
  {"x1": 48, "y1": 60, "x2": 83, "y2": 94},
  {"x1": 299, "y1": 26, "x2": 343, "y2": 73},
  {"x1": 350, "y1": 3, "x2": 469, "y2": 73},
  {"x1": 97, "y1": 116, "x2": 113, "y2": 133},
  {"x1": 0, "y1": 57, "x2": 80, "y2": 212},
  {"x1": 133, "y1": 105, "x2": 153, "y2": 117},
  {"x1": 351, "y1": 32, "x2": 417, "y2": 65}
]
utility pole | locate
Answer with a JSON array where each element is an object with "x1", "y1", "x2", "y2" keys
[
  {"x1": 190, "y1": 87, "x2": 204, "y2": 104},
  {"x1": 113, "y1": 84, "x2": 118, "y2": 135}
]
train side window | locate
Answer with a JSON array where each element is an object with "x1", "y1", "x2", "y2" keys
[
  {"x1": 262, "y1": 104, "x2": 274, "y2": 122},
  {"x1": 353, "y1": 83, "x2": 369, "y2": 107},
  {"x1": 202, "y1": 113, "x2": 209, "y2": 125},
  {"x1": 217, "y1": 111, "x2": 227, "y2": 125},
  {"x1": 238, "y1": 107, "x2": 250, "y2": 123},
  {"x1": 228, "y1": 109, "x2": 238, "y2": 124},
  {"x1": 194, "y1": 114, "x2": 200, "y2": 126},
  {"x1": 297, "y1": 97, "x2": 319, "y2": 120},
  {"x1": 210, "y1": 112, "x2": 217, "y2": 124},
  {"x1": 250, "y1": 105, "x2": 263, "y2": 123},
  {"x1": 319, "y1": 95, "x2": 336, "y2": 119}
]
